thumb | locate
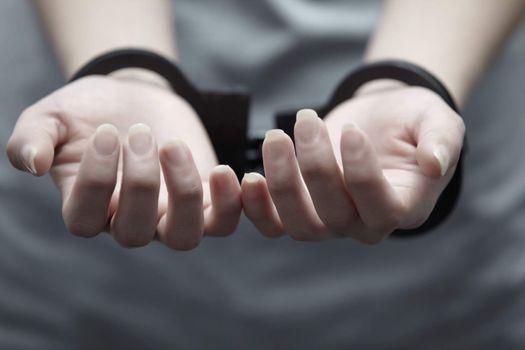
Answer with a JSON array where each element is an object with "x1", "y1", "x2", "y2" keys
[
  {"x1": 415, "y1": 103, "x2": 465, "y2": 178},
  {"x1": 6, "y1": 107, "x2": 65, "y2": 176}
]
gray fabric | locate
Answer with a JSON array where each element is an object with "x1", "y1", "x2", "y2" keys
[{"x1": 1, "y1": 0, "x2": 525, "y2": 349}]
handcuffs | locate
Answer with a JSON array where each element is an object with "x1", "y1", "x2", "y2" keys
[{"x1": 71, "y1": 48, "x2": 465, "y2": 236}]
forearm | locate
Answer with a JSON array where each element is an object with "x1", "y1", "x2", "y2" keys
[
  {"x1": 364, "y1": 0, "x2": 525, "y2": 105},
  {"x1": 34, "y1": 0, "x2": 177, "y2": 83}
]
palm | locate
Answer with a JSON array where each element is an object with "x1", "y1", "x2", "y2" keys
[
  {"x1": 47, "y1": 77, "x2": 217, "y2": 213},
  {"x1": 239, "y1": 86, "x2": 464, "y2": 242},
  {"x1": 324, "y1": 87, "x2": 458, "y2": 210}
]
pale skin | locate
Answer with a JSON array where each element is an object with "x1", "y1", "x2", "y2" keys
[
  {"x1": 8, "y1": 77, "x2": 242, "y2": 250},
  {"x1": 241, "y1": 0, "x2": 525, "y2": 243},
  {"x1": 6, "y1": 0, "x2": 525, "y2": 249},
  {"x1": 7, "y1": 0, "x2": 242, "y2": 250}
]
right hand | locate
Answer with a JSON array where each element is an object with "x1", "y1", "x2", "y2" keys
[
  {"x1": 241, "y1": 86, "x2": 464, "y2": 244},
  {"x1": 6, "y1": 75, "x2": 242, "y2": 250}
]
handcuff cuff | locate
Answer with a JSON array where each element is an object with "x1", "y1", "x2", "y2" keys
[{"x1": 70, "y1": 48, "x2": 465, "y2": 236}]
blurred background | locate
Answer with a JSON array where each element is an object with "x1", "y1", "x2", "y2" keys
[{"x1": 1, "y1": 0, "x2": 525, "y2": 349}]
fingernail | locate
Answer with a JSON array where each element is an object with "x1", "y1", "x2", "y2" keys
[
  {"x1": 128, "y1": 124, "x2": 152, "y2": 155},
  {"x1": 162, "y1": 138, "x2": 189, "y2": 164},
  {"x1": 341, "y1": 123, "x2": 364, "y2": 150},
  {"x1": 342, "y1": 123, "x2": 358, "y2": 133},
  {"x1": 264, "y1": 130, "x2": 287, "y2": 161},
  {"x1": 265, "y1": 129, "x2": 285, "y2": 140},
  {"x1": 94, "y1": 124, "x2": 119, "y2": 156},
  {"x1": 295, "y1": 109, "x2": 320, "y2": 144},
  {"x1": 433, "y1": 145, "x2": 450, "y2": 176},
  {"x1": 214, "y1": 164, "x2": 231, "y2": 174},
  {"x1": 21, "y1": 145, "x2": 37, "y2": 175},
  {"x1": 243, "y1": 172, "x2": 263, "y2": 184}
]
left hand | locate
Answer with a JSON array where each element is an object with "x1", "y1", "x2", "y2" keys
[{"x1": 241, "y1": 85, "x2": 465, "y2": 244}]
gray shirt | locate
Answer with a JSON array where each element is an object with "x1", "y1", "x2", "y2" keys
[{"x1": 1, "y1": 1, "x2": 525, "y2": 349}]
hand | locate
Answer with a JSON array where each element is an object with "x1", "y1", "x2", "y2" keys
[
  {"x1": 241, "y1": 85, "x2": 465, "y2": 244},
  {"x1": 6, "y1": 75, "x2": 242, "y2": 250}
]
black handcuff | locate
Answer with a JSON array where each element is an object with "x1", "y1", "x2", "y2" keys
[{"x1": 70, "y1": 48, "x2": 465, "y2": 236}]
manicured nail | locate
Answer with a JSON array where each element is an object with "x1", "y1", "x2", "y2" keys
[
  {"x1": 264, "y1": 130, "x2": 287, "y2": 161},
  {"x1": 342, "y1": 123, "x2": 358, "y2": 133},
  {"x1": 265, "y1": 129, "x2": 285, "y2": 140},
  {"x1": 341, "y1": 123, "x2": 365, "y2": 151},
  {"x1": 21, "y1": 145, "x2": 37, "y2": 175},
  {"x1": 94, "y1": 124, "x2": 119, "y2": 156},
  {"x1": 128, "y1": 123, "x2": 152, "y2": 155},
  {"x1": 162, "y1": 138, "x2": 189, "y2": 164},
  {"x1": 214, "y1": 164, "x2": 231, "y2": 174},
  {"x1": 295, "y1": 109, "x2": 320, "y2": 144},
  {"x1": 433, "y1": 145, "x2": 450, "y2": 176},
  {"x1": 243, "y1": 172, "x2": 264, "y2": 184}
]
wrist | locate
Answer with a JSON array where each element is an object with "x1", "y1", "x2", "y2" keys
[
  {"x1": 352, "y1": 79, "x2": 406, "y2": 97},
  {"x1": 109, "y1": 67, "x2": 172, "y2": 92}
]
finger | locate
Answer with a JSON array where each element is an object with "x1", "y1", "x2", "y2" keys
[
  {"x1": 294, "y1": 109, "x2": 361, "y2": 236},
  {"x1": 341, "y1": 123, "x2": 405, "y2": 244},
  {"x1": 204, "y1": 165, "x2": 242, "y2": 236},
  {"x1": 6, "y1": 106, "x2": 66, "y2": 176},
  {"x1": 157, "y1": 138, "x2": 204, "y2": 251},
  {"x1": 241, "y1": 172, "x2": 285, "y2": 238},
  {"x1": 415, "y1": 103, "x2": 465, "y2": 177},
  {"x1": 111, "y1": 124, "x2": 160, "y2": 247},
  {"x1": 263, "y1": 129, "x2": 328, "y2": 241},
  {"x1": 62, "y1": 124, "x2": 120, "y2": 237}
]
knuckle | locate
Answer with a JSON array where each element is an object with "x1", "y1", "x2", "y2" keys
[
  {"x1": 267, "y1": 178, "x2": 293, "y2": 196},
  {"x1": 126, "y1": 178, "x2": 159, "y2": 193},
  {"x1": 176, "y1": 181, "x2": 203, "y2": 200},
  {"x1": 83, "y1": 174, "x2": 116, "y2": 190},
  {"x1": 299, "y1": 160, "x2": 330, "y2": 179}
]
